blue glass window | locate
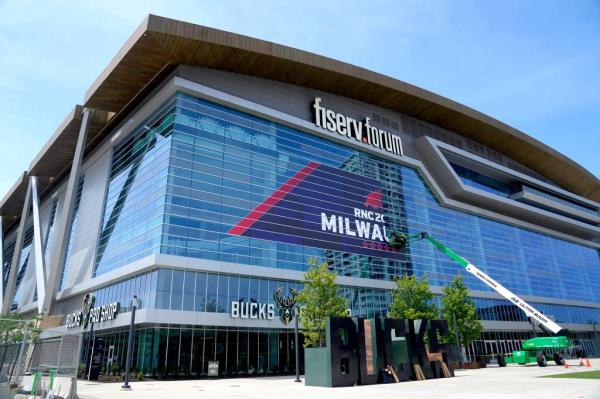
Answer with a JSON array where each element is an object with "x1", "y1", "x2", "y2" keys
[{"x1": 91, "y1": 92, "x2": 600, "y2": 307}]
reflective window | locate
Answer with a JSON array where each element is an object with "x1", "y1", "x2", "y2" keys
[
  {"x1": 450, "y1": 162, "x2": 519, "y2": 198},
  {"x1": 93, "y1": 100, "x2": 175, "y2": 276},
  {"x1": 11, "y1": 225, "x2": 34, "y2": 309},
  {"x1": 88, "y1": 92, "x2": 600, "y2": 310},
  {"x1": 79, "y1": 268, "x2": 600, "y2": 326},
  {"x1": 59, "y1": 177, "x2": 85, "y2": 291},
  {"x1": 155, "y1": 92, "x2": 600, "y2": 303}
]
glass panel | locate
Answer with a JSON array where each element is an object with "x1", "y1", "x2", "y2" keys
[
  {"x1": 179, "y1": 329, "x2": 193, "y2": 376},
  {"x1": 166, "y1": 329, "x2": 180, "y2": 376},
  {"x1": 156, "y1": 269, "x2": 172, "y2": 309},
  {"x1": 203, "y1": 328, "x2": 216, "y2": 376},
  {"x1": 217, "y1": 275, "x2": 228, "y2": 313},
  {"x1": 216, "y1": 330, "x2": 227, "y2": 377},
  {"x1": 195, "y1": 272, "x2": 207, "y2": 312},
  {"x1": 206, "y1": 274, "x2": 218, "y2": 312},
  {"x1": 227, "y1": 330, "x2": 238, "y2": 376},
  {"x1": 171, "y1": 270, "x2": 184, "y2": 310},
  {"x1": 238, "y1": 330, "x2": 248, "y2": 374},
  {"x1": 183, "y1": 271, "x2": 195, "y2": 311},
  {"x1": 248, "y1": 331, "x2": 258, "y2": 375},
  {"x1": 191, "y1": 329, "x2": 204, "y2": 377}
]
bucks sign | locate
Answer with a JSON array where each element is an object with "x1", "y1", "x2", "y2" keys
[
  {"x1": 305, "y1": 317, "x2": 454, "y2": 387},
  {"x1": 229, "y1": 162, "x2": 407, "y2": 259}
]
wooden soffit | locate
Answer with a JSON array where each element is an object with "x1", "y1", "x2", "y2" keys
[{"x1": 83, "y1": 14, "x2": 599, "y2": 202}]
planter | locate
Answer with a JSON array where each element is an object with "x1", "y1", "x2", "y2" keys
[{"x1": 304, "y1": 347, "x2": 331, "y2": 387}]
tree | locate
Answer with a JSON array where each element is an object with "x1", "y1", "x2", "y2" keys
[
  {"x1": 297, "y1": 258, "x2": 348, "y2": 347},
  {"x1": 440, "y1": 274, "x2": 482, "y2": 348},
  {"x1": 0, "y1": 313, "x2": 41, "y2": 344},
  {"x1": 388, "y1": 274, "x2": 438, "y2": 319}
]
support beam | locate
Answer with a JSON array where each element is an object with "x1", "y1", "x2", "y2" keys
[
  {"x1": 30, "y1": 176, "x2": 46, "y2": 313},
  {"x1": 0, "y1": 216, "x2": 4, "y2": 302},
  {"x1": 42, "y1": 108, "x2": 91, "y2": 315},
  {"x1": 1, "y1": 178, "x2": 32, "y2": 314}
]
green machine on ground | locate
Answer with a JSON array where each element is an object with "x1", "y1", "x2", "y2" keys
[
  {"x1": 498, "y1": 336, "x2": 571, "y2": 367},
  {"x1": 389, "y1": 232, "x2": 574, "y2": 367}
]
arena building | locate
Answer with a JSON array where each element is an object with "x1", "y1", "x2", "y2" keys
[{"x1": 1, "y1": 15, "x2": 599, "y2": 377}]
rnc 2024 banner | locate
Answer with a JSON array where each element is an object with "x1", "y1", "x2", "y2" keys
[{"x1": 228, "y1": 161, "x2": 406, "y2": 260}]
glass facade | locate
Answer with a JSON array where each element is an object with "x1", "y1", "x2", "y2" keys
[
  {"x1": 450, "y1": 162, "x2": 520, "y2": 198},
  {"x1": 93, "y1": 104, "x2": 174, "y2": 276},
  {"x1": 87, "y1": 268, "x2": 392, "y2": 319},
  {"x1": 11, "y1": 225, "x2": 34, "y2": 310},
  {"x1": 469, "y1": 298, "x2": 600, "y2": 325},
  {"x1": 43, "y1": 199, "x2": 59, "y2": 263},
  {"x1": 59, "y1": 177, "x2": 85, "y2": 290},
  {"x1": 521, "y1": 185, "x2": 599, "y2": 217},
  {"x1": 79, "y1": 268, "x2": 599, "y2": 376},
  {"x1": 87, "y1": 91, "x2": 600, "y2": 325},
  {"x1": 88, "y1": 268, "x2": 600, "y2": 325},
  {"x1": 89, "y1": 326, "x2": 302, "y2": 378},
  {"x1": 1, "y1": 236, "x2": 16, "y2": 296},
  {"x1": 135, "y1": 92, "x2": 599, "y2": 302}
]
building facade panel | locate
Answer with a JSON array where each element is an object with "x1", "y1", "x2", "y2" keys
[{"x1": 1, "y1": 19, "x2": 599, "y2": 377}]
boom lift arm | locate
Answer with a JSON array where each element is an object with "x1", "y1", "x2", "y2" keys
[{"x1": 389, "y1": 232, "x2": 565, "y2": 335}]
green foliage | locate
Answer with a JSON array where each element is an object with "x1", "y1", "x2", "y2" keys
[
  {"x1": 388, "y1": 274, "x2": 438, "y2": 319},
  {"x1": 440, "y1": 274, "x2": 482, "y2": 347},
  {"x1": 297, "y1": 258, "x2": 348, "y2": 347},
  {"x1": 0, "y1": 313, "x2": 41, "y2": 344}
]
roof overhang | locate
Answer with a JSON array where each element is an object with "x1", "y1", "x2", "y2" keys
[
  {"x1": 2, "y1": 13, "x2": 598, "y2": 236},
  {"x1": 82, "y1": 14, "x2": 599, "y2": 202},
  {"x1": 0, "y1": 106, "x2": 110, "y2": 234},
  {"x1": 0, "y1": 172, "x2": 28, "y2": 219}
]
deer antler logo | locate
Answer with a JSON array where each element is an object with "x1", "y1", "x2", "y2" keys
[
  {"x1": 82, "y1": 293, "x2": 95, "y2": 328},
  {"x1": 273, "y1": 287, "x2": 298, "y2": 325}
]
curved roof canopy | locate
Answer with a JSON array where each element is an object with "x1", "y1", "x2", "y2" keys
[
  {"x1": 85, "y1": 14, "x2": 600, "y2": 201},
  {"x1": 2, "y1": 14, "x2": 599, "y2": 226}
]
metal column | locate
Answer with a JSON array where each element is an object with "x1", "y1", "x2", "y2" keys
[
  {"x1": 31, "y1": 176, "x2": 47, "y2": 313},
  {"x1": 42, "y1": 108, "x2": 91, "y2": 315},
  {"x1": 1, "y1": 178, "x2": 32, "y2": 314}
]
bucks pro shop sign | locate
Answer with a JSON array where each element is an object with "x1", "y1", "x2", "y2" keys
[{"x1": 66, "y1": 294, "x2": 119, "y2": 329}]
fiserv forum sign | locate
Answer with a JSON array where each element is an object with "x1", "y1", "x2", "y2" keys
[{"x1": 313, "y1": 98, "x2": 404, "y2": 157}]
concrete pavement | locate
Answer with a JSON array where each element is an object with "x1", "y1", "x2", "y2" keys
[{"x1": 77, "y1": 358, "x2": 600, "y2": 399}]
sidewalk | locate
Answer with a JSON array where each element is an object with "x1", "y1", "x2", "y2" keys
[{"x1": 77, "y1": 358, "x2": 600, "y2": 399}]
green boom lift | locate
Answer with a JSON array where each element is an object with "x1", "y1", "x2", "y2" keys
[{"x1": 389, "y1": 231, "x2": 575, "y2": 367}]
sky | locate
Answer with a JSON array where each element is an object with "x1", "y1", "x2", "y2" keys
[{"x1": 0, "y1": 0, "x2": 599, "y2": 197}]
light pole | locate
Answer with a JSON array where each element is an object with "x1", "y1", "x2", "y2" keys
[
  {"x1": 294, "y1": 303, "x2": 301, "y2": 382},
  {"x1": 122, "y1": 295, "x2": 141, "y2": 390},
  {"x1": 84, "y1": 322, "x2": 94, "y2": 379}
]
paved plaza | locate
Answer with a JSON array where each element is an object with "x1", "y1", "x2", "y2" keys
[{"x1": 77, "y1": 358, "x2": 600, "y2": 399}]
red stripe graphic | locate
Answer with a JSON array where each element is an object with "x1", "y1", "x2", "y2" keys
[{"x1": 228, "y1": 161, "x2": 320, "y2": 236}]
